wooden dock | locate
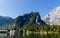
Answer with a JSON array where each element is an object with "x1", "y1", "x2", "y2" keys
[{"x1": 0, "y1": 30, "x2": 7, "y2": 33}]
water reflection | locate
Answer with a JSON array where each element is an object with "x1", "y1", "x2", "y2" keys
[
  {"x1": 0, "y1": 33, "x2": 9, "y2": 38},
  {"x1": 19, "y1": 32, "x2": 60, "y2": 38},
  {"x1": 0, "y1": 33, "x2": 7, "y2": 36},
  {"x1": 0, "y1": 32, "x2": 60, "y2": 38}
]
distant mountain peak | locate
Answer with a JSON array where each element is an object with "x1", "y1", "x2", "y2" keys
[
  {"x1": 43, "y1": 6, "x2": 60, "y2": 25},
  {"x1": 0, "y1": 16, "x2": 13, "y2": 26},
  {"x1": 56, "y1": 6, "x2": 60, "y2": 9}
]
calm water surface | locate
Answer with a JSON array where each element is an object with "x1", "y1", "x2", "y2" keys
[{"x1": 0, "y1": 32, "x2": 60, "y2": 38}]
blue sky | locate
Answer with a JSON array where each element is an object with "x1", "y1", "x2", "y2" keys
[{"x1": 0, "y1": 0, "x2": 60, "y2": 18}]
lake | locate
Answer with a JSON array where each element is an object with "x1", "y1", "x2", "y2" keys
[{"x1": 0, "y1": 32, "x2": 60, "y2": 38}]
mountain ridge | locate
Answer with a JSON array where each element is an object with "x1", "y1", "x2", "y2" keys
[
  {"x1": 2, "y1": 12, "x2": 46, "y2": 29},
  {"x1": 0, "y1": 16, "x2": 13, "y2": 26}
]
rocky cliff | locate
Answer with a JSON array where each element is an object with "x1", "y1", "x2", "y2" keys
[
  {"x1": 43, "y1": 6, "x2": 60, "y2": 25},
  {"x1": 3, "y1": 12, "x2": 46, "y2": 29}
]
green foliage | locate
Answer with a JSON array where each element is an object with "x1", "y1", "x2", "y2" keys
[{"x1": 22, "y1": 24, "x2": 60, "y2": 32}]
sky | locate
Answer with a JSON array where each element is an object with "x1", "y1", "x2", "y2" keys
[{"x1": 0, "y1": 0, "x2": 60, "y2": 18}]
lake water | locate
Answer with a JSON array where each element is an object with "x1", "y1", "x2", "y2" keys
[{"x1": 0, "y1": 32, "x2": 60, "y2": 38}]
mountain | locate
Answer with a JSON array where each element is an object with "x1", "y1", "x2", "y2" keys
[
  {"x1": 42, "y1": 6, "x2": 60, "y2": 25},
  {"x1": 0, "y1": 16, "x2": 13, "y2": 26},
  {"x1": 3, "y1": 12, "x2": 46, "y2": 29}
]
